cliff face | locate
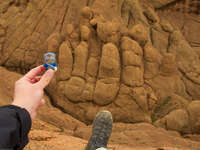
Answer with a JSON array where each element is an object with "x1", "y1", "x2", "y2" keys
[{"x1": 0, "y1": 0, "x2": 200, "y2": 135}]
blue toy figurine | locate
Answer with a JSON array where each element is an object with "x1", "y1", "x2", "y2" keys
[{"x1": 43, "y1": 52, "x2": 57, "y2": 71}]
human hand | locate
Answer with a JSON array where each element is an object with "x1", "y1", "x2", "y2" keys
[{"x1": 12, "y1": 65, "x2": 55, "y2": 120}]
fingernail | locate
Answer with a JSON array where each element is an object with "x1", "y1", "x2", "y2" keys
[{"x1": 47, "y1": 69, "x2": 54, "y2": 77}]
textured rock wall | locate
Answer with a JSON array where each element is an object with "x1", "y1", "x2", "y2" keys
[
  {"x1": 154, "y1": 0, "x2": 200, "y2": 15},
  {"x1": 0, "y1": 0, "x2": 200, "y2": 134}
]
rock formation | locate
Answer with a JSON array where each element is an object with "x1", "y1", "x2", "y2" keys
[{"x1": 0, "y1": 0, "x2": 200, "y2": 137}]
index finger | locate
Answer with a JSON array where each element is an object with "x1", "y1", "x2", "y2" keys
[{"x1": 24, "y1": 65, "x2": 46, "y2": 80}]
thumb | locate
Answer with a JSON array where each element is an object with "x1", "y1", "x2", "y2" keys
[
  {"x1": 39, "y1": 99, "x2": 46, "y2": 107},
  {"x1": 36, "y1": 69, "x2": 55, "y2": 88}
]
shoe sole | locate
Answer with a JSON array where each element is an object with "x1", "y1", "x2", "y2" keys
[{"x1": 85, "y1": 110, "x2": 113, "y2": 150}]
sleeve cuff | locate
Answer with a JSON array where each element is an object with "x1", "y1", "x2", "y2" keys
[{"x1": 2, "y1": 105, "x2": 32, "y2": 148}]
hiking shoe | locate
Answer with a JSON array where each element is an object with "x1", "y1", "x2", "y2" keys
[{"x1": 85, "y1": 110, "x2": 113, "y2": 150}]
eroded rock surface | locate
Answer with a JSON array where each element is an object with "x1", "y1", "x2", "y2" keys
[{"x1": 1, "y1": 0, "x2": 200, "y2": 136}]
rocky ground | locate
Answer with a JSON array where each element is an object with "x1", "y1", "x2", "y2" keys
[{"x1": 0, "y1": 0, "x2": 200, "y2": 149}]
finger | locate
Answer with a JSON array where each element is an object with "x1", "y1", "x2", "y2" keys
[
  {"x1": 31, "y1": 99, "x2": 46, "y2": 120},
  {"x1": 31, "y1": 76, "x2": 42, "y2": 83},
  {"x1": 36, "y1": 69, "x2": 55, "y2": 88},
  {"x1": 39, "y1": 99, "x2": 46, "y2": 106},
  {"x1": 30, "y1": 78, "x2": 37, "y2": 83},
  {"x1": 24, "y1": 65, "x2": 46, "y2": 80},
  {"x1": 35, "y1": 99, "x2": 46, "y2": 113},
  {"x1": 34, "y1": 76, "x2": 42, "y2": 82},
  {"x1": 35, "y1": 99, "x2": 45, "y2": 110},
  {"x1": 35, "y1": 76, "x2": 42, "y2": 82}
]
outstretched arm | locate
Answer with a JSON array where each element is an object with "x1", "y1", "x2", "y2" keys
[{"x1": 0, "y1": 66, "x2": 54, "y2": 150}]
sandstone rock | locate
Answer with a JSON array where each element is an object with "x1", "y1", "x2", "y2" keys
[
  {"x1": 81, "y1": 81, "x2": 94, "y2": 101},
  {"x1": 0, "y1": 67, "x2": 21, "y2": 105},
  {"x1": 165, "y1": 109, "x2": 189, "y2": 133},
  {"x1": 29, "y1": 130, "x2": 56, "y2": 141},
  {"x1": 131, "y1": 87, "x2": 148, "y2": 112},
  {"x1": 98, "y1": 43, "x2": 120, "y2": 79},
  {"x1": 94, "y1": 78, "x2": 119, "y2": 106},
  {"x1": 69, "y1": 31, "x2": 80, "y2": 50},
  {"x1": 121, "y1": 0, "x2": 148, "y2": 26},
  {"x1": 144, "y1": 43, "x2": 162, "y2": 63},
  {"x1": 64, "y1": 77, "x2": 86, "y2": 102},
  {"x1": 14, "y1": 0, "x2": 29, "y2": 6},
  {"x1": 144, "y1": 61, "x2": 159, "y2": 79},
  {"x1": 32, "y1": 119, "x2": 61, "y2": 132},
  {"x1": 0, "y1": 37, "x2": 5, "y2": 44},
  {"x1": 114, "y1": 95, "x2": 151, "y2": 123},
  {"x1": 128, "y1": 24, "x2": 149, "y2": 46},
  {"x1": 154, "y1": 108, "x2": 190, "y2": 134},
  {"x1": 151, "y1": 27, "x2": 169, "y2": 55},
  {"x1": 160, "y1": 53, "x2": 178, "y2": 76},
  {"x1": 97, "y1": 21, "x2": 121, "y2": 44},
  {"x1": 122, "y1": 66, "x2": 144, "y2": 87},
  {"x1": 147, "y1": 0, "x2": 177, "y2": 9},
  {"x1": 81, "y1": 7, "x2": 93, "y2": 20},
  {"x1": 121, "y1": 36, "x2": 143, "y2": 68},
  {"x1": 46, "y1": 33, "x2": 62, "y2": 53},
  {"x1": 152, "y1": 93, "x2": 189, "y2": 123},
  {"x1": 186, "y1": 72, "x2": 200, "y2": 86},
  {"x1": 143, "y1": 7, "x2": 160, "y2": 23},
  {"x1": 5, "y1": 48, "x2": 25, "y2": 69},
  {"x1": 160, "y1": 19, "x2": 174, "y2": 33},
  {"x1": 80, "y1": 25, "x2": 91, "y2": 41},
  {"x1": 143, "y1": 43, "x2": 162, "y2": 79},
  {"x1": 0, "y1": 19, "x2": 7, "y2": 28},
  {"x1": 87, "y1": 57, "x2": 99, "y2": 77},
  {"x1": 169, "y1": 31, "x2": 200, "y2": 74},
  {"x1": 26, "y1": 134, "x2": 87, "y2": 150},
  {"x1": 74, "y1": 126, "x2": 91, "y2": 140},
  {"x1": 0, "y1": 28, "x2": 6, "y2": 37},
  {"x1": 187, "y1": 101, "x2": 200, "y2": 133},
  {"x1": 123, "y1": 51, "x2": 142, "y2": 67},
  {"x1": 72, "y1": 41, "x2": 88, "y2": 78},
  {"x1": 183, "y1": 77, "x2": 200, "y2": 100},
  {"x1": 182, "y1": 16, "x2": 200, "y2": 45},
  {"x1": 57, "y1": 41, "x2": 73, "y2": 81},
  {"x1": 121, "y1": 36, "x2": 143, "y2": 56},
  {"x1": 183, "y1": 134, "x2": 200, "y2": 142},
  {"x1": 146, "y1": 74, "x2": 189, "y2": 101},
  {"x1": 1, "y1": 0, "x2": 200, "y2": 137},
  {"x1": 65, "y1": 24, "x2": 74, "y2": 37}
]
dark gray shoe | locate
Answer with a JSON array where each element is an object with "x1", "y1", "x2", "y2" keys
[{"x1": 85, "y1": 110, "x2": 113, "y2": 150}]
